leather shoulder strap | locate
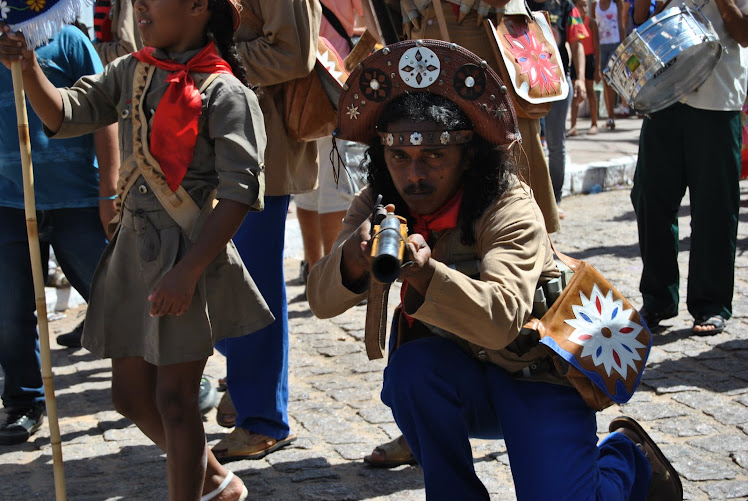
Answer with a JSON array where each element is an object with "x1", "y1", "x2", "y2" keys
[
  {"x1": 240, "y1": 4, "x2": 264, "y2": 34},
  {"x1": 548, "y1": 238, "x2": 582, "y2": 272},
  {"x1": 124, "y1": 61, "x2": 212, "y2": 240}
]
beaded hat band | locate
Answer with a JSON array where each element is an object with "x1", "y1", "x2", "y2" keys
[{"x1": 378, "y1": 130, "x2": 475, "y2": 147}]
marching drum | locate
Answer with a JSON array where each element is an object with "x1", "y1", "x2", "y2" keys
[{"x1": 603, "y1": 5, "x2": 722, "y2": 114}]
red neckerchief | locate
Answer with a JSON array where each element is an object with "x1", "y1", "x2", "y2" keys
[
  {"x1": 132, "y1": 43, "x2": 233, "y2": 192},
  {"x1": 400, "y1": 188, "x2": 464, "y2": 327}
]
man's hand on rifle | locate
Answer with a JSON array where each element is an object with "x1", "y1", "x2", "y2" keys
[{"x1": 401, "y1": 233, "x2": 436, "y2": 296}]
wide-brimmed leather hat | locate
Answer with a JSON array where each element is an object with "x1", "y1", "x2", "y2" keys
[{"x1": 334, "y1": 39, "x2": 520, "y2": 148}]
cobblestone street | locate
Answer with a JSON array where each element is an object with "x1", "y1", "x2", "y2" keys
[{"x1": 1, "y1": 117, "x2": 748, "y2": 499}]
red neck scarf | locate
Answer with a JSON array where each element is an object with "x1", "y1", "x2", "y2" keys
[
  {"x1": 411, "y1": 188, "x2": 464, "y2": 242},
  {"x1": 401, "y1": 188, "x2": 464, "y2": 327},
  {"x1": 132, "y1": 43, "x2": 233, "y2": 192}
]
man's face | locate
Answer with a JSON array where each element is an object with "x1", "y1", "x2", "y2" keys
[{"x1": 383, "y1": 120, "x2": 470, "y2": 216}]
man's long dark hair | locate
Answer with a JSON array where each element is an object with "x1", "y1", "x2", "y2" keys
[{"x1": 365, "y1": 92, "x2": 515, "y2": 245}]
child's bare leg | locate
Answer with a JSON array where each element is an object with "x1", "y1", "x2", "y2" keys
[
  {"x1": 112, "y1": 357, "x2": 243, "y2": 500},
  {"x1": 586, "y1": 80, "x2": 598, "y2": 127},
  {"x1": 155, "y1": 359, "x2": 207, "y2": 500}
]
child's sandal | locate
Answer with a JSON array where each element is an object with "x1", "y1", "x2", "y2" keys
[{"x1": 201, "y1": 471, "x2": 248, "y2": 501}]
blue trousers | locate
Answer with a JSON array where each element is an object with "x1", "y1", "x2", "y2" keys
[
  {"x1": 0, "y1": 206, "x2": 107, "y2": 409},
  {"x1": 215, "y1": 195, "x2": 290, "y2": 439},
  {"x1": 381, "y1": 336, "x2": 652, "y2": 500},
  {"x1": 545, "y1": 75, "x2": 574, "y2": 203}
]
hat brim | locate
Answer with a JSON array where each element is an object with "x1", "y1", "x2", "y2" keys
[{"x1": 335, "y1": 40, "x2": 520, "y2": 148}]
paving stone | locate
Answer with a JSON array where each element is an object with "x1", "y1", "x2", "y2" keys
[
  {"x1": 700, "y1": 480, "x2": 748, "y2": 499},
  {"x1": 621, "y1": 401, "x2": 689, "y2": 421},
  {"x1": 730, "y1": 451, "x2": 748, "y2": 469},
  {"x1": 653, "y1": 416, "x2": 717, "y2": 437},
  {"x1": 704, "y1": 403, "x2": 748, "y2": 426},
  {"x1": 267, "y1": 449, "x2": 332, "y2": 472},
  {"x1": 333, "y1": 444, "x2": 371, "y2": 461},
  {"x1": 292, "y1": 469, "x2": 341, "y2": 483},
  {"x1": 317, "y1": 342, "x2": 361, "y2": 357},
  {"x1": 668, "y1": 446, "x2": 739, "y2": 481},
  {"x1": 671, "y1": 392, "x2": 723, "y2": 411},
  {"x1": 689, "y1": 434, "x2": 748, "y2": 453},
  {"x1": 298, "y1": 483, "x2": 358, "y2": 500},
  {"x1": 358, "y1": 406, "x2": 394, "y2": 425}
]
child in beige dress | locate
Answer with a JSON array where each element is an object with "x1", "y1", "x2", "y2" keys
[{"x1": 0, "y1": 0, "x2": 272, "y2": 499}]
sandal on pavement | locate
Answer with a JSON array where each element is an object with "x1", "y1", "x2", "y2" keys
[
  {"x1": 606, "y1": 118, "x2": 616, "y2": 130},
  {"x1": 216, "y1": 392, "x2": 236, "y2": 428},
  {"x1": 201, "y1": 471, "x2": 248, "y2": 501},
  {"x1": 363, "y1": 435, "x2": 417, "y2": 468},
  {"x1": 587, "y1": 125, "x2": 599, "y2": 135},
  {"x1": 212, "y1": 428, "x2": 297, "y2": 463},
  {"x1": 692, "y1": 314, "x2": 726, "y2": 336},
  {"x1": 566, "y1": 127, "x2": 578, "y2": 137},
  {"x1": 609, "y1": 416, "x2": 683, "y2": 501},
  {"x1": 638, "y1": 307, "x2": 676, "y2": 332}
]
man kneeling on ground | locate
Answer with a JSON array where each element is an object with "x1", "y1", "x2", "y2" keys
[{"x1": 307, "y1": 40, "x2": 682, "y2": 500}]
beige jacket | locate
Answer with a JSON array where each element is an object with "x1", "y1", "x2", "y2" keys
[
  {"x1": 235, "y1": 0, "x2": 322, "y2": 196},
  {"x1": 307, "y1": 178, "x2": 563, "y2": 376},
  {"x1": 94, "y1": 0, "x2": 143, "y2": 65}
]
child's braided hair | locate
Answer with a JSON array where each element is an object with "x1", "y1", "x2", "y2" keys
[{"x1": 207, "y1": 0, "x2": 248, "y2": 87}]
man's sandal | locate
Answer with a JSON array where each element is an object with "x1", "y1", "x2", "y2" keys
[
  {"x1": 609, "y1": 416, "x2": 683, "y2": 501},
  {"x1": 216, "y1": 392, "x2": 237, "y2": 428},
  {"x1": 201, "y1": 471, "x2": 248, "y2": 501},
  {"x1": 692, "y1": 314, "x2": 726, "y2": 336},
  {"x1": 363, "y1": 435, "x2": 417, "y2": 468},
  {"x1": 212, "y1": 428, "x2": 297, "y2": 463}
]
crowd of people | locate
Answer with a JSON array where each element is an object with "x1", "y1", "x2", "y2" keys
[{"x1": 0, "y1": 0, "x2": 746, "y2": 499}]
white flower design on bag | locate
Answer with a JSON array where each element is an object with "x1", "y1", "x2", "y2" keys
[
  {"x1": 1, "y1": 1, "x2": 10, "y2": 19},
  {"x1": 565, "y1": 284, "x2": 646, "y2": 378}
]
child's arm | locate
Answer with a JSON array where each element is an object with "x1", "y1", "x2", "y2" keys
[
  {"x1": 94, "y1": 123, "x2": 119, "y2": 238},
  {"x1": 0, "y1": 23, "x2": 64, "y2": 132},
  {"x1": 147, "y1": 199, "x2": 250, "y2": 317}
]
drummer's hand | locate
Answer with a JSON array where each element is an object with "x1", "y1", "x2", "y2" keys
[
  {"x1": 0, "y1": 22, "x2": 34, "y2": 71},
  {"x1": 574, "y1": 79, "x2": 587, "y2": 101}
]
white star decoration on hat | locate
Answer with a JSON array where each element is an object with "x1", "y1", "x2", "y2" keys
[{"x1": 346, "y1": 104, "x2": 360, "y2": 120}]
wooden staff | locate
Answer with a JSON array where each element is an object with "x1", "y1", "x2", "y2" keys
[{"x1": 11, "y1": 60, "x2": 67, "y2": 501}]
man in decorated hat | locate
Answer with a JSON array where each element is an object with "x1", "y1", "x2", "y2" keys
[{"x1": 306, "y1": 40, "x2": 682, "y2": 500}]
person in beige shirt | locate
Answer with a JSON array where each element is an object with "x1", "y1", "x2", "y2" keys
[
  {"x1": 210, "y1": 0, "x2": 323, "y2": 463},
  {"x1": 307, "y1": 40, "x2": 680, "y2": 500},
  {"x1": 93, "y1": 0, "x2": 143, "y2": 66}
]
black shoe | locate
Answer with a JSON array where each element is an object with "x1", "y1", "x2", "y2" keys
[
  {"x1": 198, "y1": 376, "x2": 218, "y2": 415},
  {"x1": 638, "y1": 307, "x2": 676, "y2": 333},
  {"x1": 57, "y1": 320, "x2": 84, "y2": 348},
  {"x1": 0, "y1": 403, "x2": 45, "y2": 445}
]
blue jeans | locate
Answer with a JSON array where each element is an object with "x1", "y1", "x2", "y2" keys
[
  {"x1": 545, "y1": 74, "x2": 574, "y2": 203},
  {"x1": 382, "y1": 336, "x2": 651, "y2": 500},
  {"x1": 0, "y1": 206, "x2": 107, "y2": 409},
  {"x1": 215, "y1": 195, "x2": 290, "y2": 439}
]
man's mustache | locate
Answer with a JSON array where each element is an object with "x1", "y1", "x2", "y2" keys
[{"x1": 403, "y1": 184, "x2": 435, "y2": 195}]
